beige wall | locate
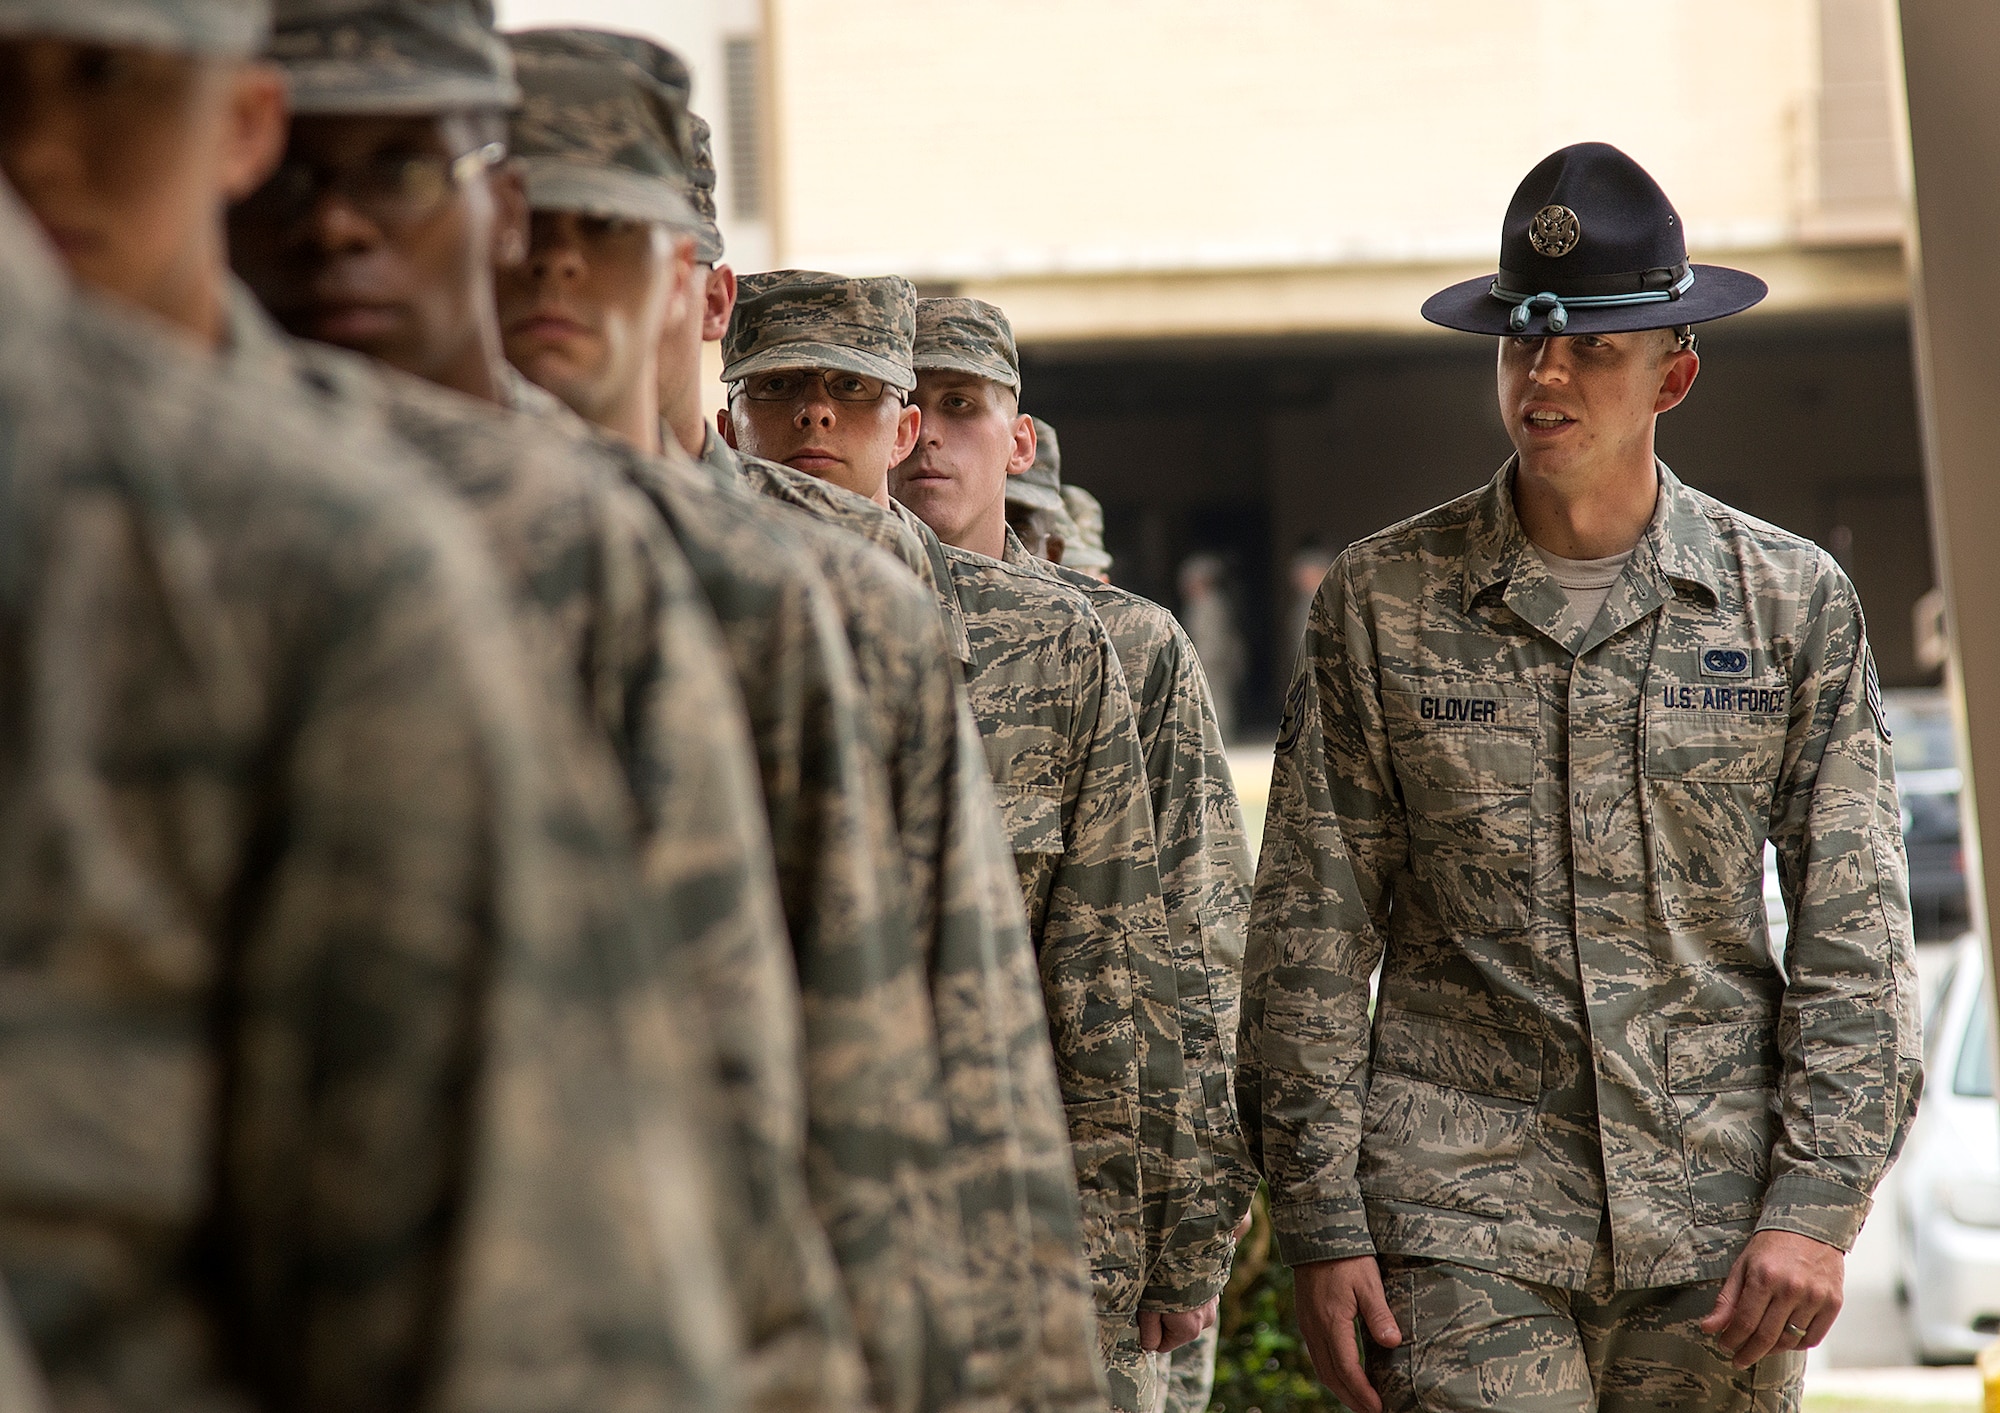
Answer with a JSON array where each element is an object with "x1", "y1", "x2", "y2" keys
[{"x1": 770, "y1": 0, "x2": 1850, "y2": 278}]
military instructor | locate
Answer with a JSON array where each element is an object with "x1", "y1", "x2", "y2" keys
[{"x1": 1242, "y1": 142, "x2": 1922, "y2": 1412}]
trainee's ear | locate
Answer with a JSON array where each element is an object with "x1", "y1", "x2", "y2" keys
[
  {"x1": 1005, "y1": 411, "x2": 1036, "y2": 476},
  {"x1": 489, "y1": 164, "x2": 529, "y2": 269},
  {"x1": 702, "y1": 263, "x2": 738, "y2": 342},
  {"x1": 718, "y1": 406, "x2": 737, "y2": 449},
  {"x1": 220, "y1": 62, "x2": 291, "y2": 201},
  {"x1": 893, "y1": 401, "x2": 921, "y2": 464}
]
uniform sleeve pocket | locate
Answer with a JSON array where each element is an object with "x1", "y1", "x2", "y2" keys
[
  {"x1": 992, "y1": 780, "x2": 1065, "y2": 856},
  {"x1": 1798, "y1": 996, "x2": 1893, "y2": 1158},
  {"x1": 1373, "y1": 1011, "x2": 1543, "y2": 1102}
]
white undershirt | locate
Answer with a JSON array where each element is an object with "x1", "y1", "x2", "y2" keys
[{"x1": 1533, "y1": 544, "x2": 1634, "y2": 629}]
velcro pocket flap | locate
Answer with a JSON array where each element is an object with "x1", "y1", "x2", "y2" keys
[
  {"x1": 1799, "y1": 996, "x2": 1894, "y2": 1158},
  {"x1": 1373, "y1": 1012, "x2": 1542, "y2": 1103},
  {"x1": 1666, "y1": 1018, "x2": 1779, "y2": 1092},
  {"x1": 992, "y1": 780, "x2": 1065, "y2": 857}
]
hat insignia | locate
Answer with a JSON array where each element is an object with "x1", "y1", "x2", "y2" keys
[{"x1": 1529, "y1": 204, "x2": 1581, "y2": 258}]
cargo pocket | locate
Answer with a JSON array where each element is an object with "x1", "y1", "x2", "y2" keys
[
  {"x1": 1666, "y1": 1018, "x2": 1777, "y2": 1225},
  {"x1": 1643, "y1": 698, "x2": 1786, "y2": 927},
  {"x1": 1359, "y1": 1011, "x2": 1541, "y2": 1217},
  {"x1": 1382, "y1": 687, "x2": 1535, "y2": 933},
  {"x1": 1797, "y1": 997, "x2": 1893, "y2": 1158}
]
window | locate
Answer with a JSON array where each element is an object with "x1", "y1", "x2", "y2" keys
[{"x1": 723, "y1": 35, "x2": 765, "y2": 221}]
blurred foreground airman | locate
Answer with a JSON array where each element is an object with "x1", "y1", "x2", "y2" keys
[
  {"x1": 0, "y1": 140, "x2": 741, "y2": 1413},
  {"x1": 1244, "y1": 142, "x2": 1922, "y2": 1413}
]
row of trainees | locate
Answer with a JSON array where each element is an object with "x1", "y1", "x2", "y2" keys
[
  {"x1": 0, "y1": 1, "x2": 1259, "y2": 1412},
  {"x1": 0, "y1": 0, "x2": 1927, "y2": 1410}
]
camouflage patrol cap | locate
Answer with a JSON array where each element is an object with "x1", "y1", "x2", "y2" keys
[
  {"x1": 912, "y1": 296, "x2": 1020, "y2": 391},
  {"x1": 506, "y1": 29, "x2": 698, "y2": 232},
  {"x1": 1061, "y1": 482, "x2": 1112, "y2": 573},
  {"x1": 1005, "y1": 414, "x2": 1063, "y2": 513},
  {"x1": 0, "y1": 0, "x2": 267, "y2": 54},
  {"x1": 272, "y1": 0, "x2": 519, "y2": 115},
  {"x1": 724, "y1": 270, "x2": 916, "y2": 391},
  {"x1": 686, "y1": 114, "x2": 724, "y2": 264}
]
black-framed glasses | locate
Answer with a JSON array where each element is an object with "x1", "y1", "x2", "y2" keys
[
  {"x1": 237, "y1": 140, "x2": 507, "y2": 231},
  {"x1": 733, "y1": 368, "x2": 899, "y2": 405}
]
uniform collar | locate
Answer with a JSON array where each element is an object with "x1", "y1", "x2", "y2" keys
[
  {"x1": 1460, "y1": 457, "x2": 1725, "y2": 653},
  {"x1": 891, "y1": 498, "x2": 974, "y2": 664}
]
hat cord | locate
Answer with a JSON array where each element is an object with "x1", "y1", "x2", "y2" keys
[{"x1": 1494, "y1": 266, "x2": 1697, "y2": 334}]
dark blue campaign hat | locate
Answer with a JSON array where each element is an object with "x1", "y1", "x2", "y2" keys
[{"x1": 1422, "y1": 142, "x2": 1767, "y2": 337}]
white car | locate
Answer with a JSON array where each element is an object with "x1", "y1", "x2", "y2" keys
[{"x1": 1896, "y1": 933, "x2": 2000, "y2": 1362}]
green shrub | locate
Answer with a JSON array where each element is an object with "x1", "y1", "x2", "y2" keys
[{"x1": 1206, "y1": 1188, "x2": 1343, "y2": 1413}]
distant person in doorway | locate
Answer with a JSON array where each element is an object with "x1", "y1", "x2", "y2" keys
[{"x1": 1177, "y1": 552, "x2": 1245, "y2": 743}]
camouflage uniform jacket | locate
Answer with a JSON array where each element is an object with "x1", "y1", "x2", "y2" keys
[
  {"x1": 558, "y1": 416, "x2": 961, "y2": 1413},
  {"x1": 0, "y1": 209, "x2": 740, "y2": 1411},
  {"x1": 227, "y1": 298, "x2": 867, "y2": 1413},
  {"x1": 701, "y1": 433, "x2": 1108, "y2": 1412},
  {"x1": 696, "y1": 425, "x2": 934, "y2": 587},
  {"x1": 935, "y1": 539, "x2": 1199, "y2": 1323},
  {"x1": 1007, "y1": 537, "x2": 1256, "y2": 1309},
  {"x1": 893, "y1": 498, "x2": 976, "y2": 665},
  {"x1": 1245, "y1": 460, "x2": 1923, "y2": 1291}
]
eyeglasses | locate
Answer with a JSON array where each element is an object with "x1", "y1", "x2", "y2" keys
[
  {"x1": 237, "y1": 141, "x2": 507, "y2": 232},
  {"x1": 732, "y1": 369, "x2": 899, "y2": 405}
]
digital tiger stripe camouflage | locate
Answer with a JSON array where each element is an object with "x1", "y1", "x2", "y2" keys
[{"x1": 1243, "y1": 460, "x2": 1922, "y2": 1297}]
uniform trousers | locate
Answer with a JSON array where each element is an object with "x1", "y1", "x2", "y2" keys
[{"x1": 1365, "y1": 1229, "x2": 1804, "y2": 1412}]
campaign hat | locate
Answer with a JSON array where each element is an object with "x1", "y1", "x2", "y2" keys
[{"x1": 1421, "y1": 142, "x2": 1766, "y2": 337}]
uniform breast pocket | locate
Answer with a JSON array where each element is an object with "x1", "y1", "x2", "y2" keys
[
  {"x1": 1666, "y1": 1018, "x2": 1778, "y2": 1226},
  {"x1": 1643, "y1": 697, "x2": 1786, "y2": 927},
  {"x1": 1383, "y1": 688, "x2": 1535, "y2": 933}
]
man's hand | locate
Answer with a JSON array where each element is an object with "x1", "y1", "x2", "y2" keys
[
  {"x1": 1139, "y1": 1297, "x2": 1218, "y2": 1355},
  {"x1": 1294, "y1": 1257, "x2": 1402, "y2": 1413},
  {"x1": 1699, "y1": 1229, "x2": 1844, "y2": 1368}
]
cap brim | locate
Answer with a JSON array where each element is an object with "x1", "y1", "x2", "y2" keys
[
  {"x1": 723, "y1": 342, "x2": 914, "y2": 392},
  {"x1": 1419, "y1": 264, "x2": 1769, "y2": 336},
  {"x1": 912, "y1": 349, "x2": 1020, "y2": 390},
  {"x1": 1004, "y1": 475, "x2": 1064, "y2": 513},
  {"x1": 519, "y1": 159, "x2": 698, "y2": 230},
  {"x1": 1064, "y1": 545, "x2": 1112, "y2": 571},
  {"x1": 283, "y1": 65, "x2": 521, "y2": 115},
  {"x1": 0, "y1": 1, "x2": 267, "y2": 53}
]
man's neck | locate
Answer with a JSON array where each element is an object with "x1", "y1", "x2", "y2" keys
[
  {"x1": 941, "y1": 499, "x2": 1007, "y2": 560},
  {"x1": 594, "y1": 379, "x2": 662, "y2": 455},
  {"x1": 423, "y1": 303, "x2": 514, "y2": 405},
  {"x1": 665, "y1": 387, "x2": 706, "y2": 459},
  {"x1": 1512, "y1": 448, "x2": 1659, "y2": 560}
]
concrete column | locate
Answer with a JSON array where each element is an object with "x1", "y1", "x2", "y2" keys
[{"x1": 1899, "y1": 2, "x2": 2000, "y2": 965}]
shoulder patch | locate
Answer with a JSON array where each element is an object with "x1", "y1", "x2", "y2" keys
[
  {"x1": 1865, "y1": 654, "x2": 1892, "y2": 744},
  {"x1": 1275, "y1": 668, "x2": 1312, "y2": 756}
]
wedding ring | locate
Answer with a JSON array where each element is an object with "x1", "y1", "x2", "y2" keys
[{"x1": 1784, "y1": 1323, "x2": 1808, "y2": 1339}]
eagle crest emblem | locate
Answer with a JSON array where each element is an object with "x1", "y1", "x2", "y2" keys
[{"x1": 1528, "y1": 204, "x2": 1581, "y2": 258}]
